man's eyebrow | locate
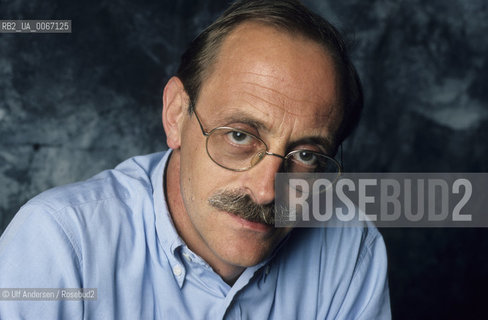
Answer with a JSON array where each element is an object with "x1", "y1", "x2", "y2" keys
[
  {"x1": 211, "y1": 111, "x2": 335, "y2": 153},
  {"x1": 287, "y1": 136, "x2": 335, "y2": 155},
  {"x1": 218, "y1": 113, "x2": 268, "y2": 131}
]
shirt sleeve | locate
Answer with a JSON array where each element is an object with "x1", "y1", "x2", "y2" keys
[
  {"x1": 0, "y1": 201, "x2": 84, "y2": 319},
  {"x1": 336, "y1": 231, "x2": 391, "y2": 320}
]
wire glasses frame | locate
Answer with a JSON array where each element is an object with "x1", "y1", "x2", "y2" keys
[{"x1": 191, "y1": 109, "x2": 343, "y2": 175}]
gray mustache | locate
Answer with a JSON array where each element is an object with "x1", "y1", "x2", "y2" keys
[{"x1": 208, "y1": 191, "x2": 277, "y2": 225}]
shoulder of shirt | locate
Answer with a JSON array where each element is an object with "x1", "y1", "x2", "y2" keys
[
  {"x1": 24, "y1": 151, "x2": 166, "y2": 213},
  {"x1": 0, "y1": 152, "x2": 167, "y2": 270}
]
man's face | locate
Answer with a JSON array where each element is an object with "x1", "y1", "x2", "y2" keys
[{"x1": 171, "y1": 22, "x2": 341, "y2": 271}]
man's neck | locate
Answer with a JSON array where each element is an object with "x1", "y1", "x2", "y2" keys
[{"x1": 164, "y1": 150, "x2": 245, "y2": 285}]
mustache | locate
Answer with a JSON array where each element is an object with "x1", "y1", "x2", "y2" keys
[{"x1": 208, "y1": 190, "x2": 285, "y2": 225}]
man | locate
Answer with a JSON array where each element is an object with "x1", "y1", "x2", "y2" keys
[{"x1": 0, "y1": 0, "x2": 390, "y2": 319}]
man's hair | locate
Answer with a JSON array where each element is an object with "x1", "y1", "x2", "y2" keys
[{"x1": 176, "y1": 0, "x2": 363, "y2": 144}]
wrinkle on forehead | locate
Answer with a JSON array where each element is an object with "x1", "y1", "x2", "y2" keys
[
  {"x1": 238, "y1": 83, "x2": 338, "y2": 120},
  {"x1": 231, "y1": 72, "x2": 339, "y2": 130},
  {"x1": 238, "y1": 79, "x2": 336, "y2": 117},
  {"x1": 239, "y1": 71, "x2": 331, "y2": 105}
]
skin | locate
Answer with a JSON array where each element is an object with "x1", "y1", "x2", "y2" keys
[{"x1": 162, "y1": 22, "x2": 342, "y2": 285}]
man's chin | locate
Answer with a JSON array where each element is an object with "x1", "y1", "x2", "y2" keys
[
  {"x1": 218, "y1": 243, "x2": 274, "y2": 268},
  {"x1": 213, "y1": 222, "x2": 289, "y2": 267}
]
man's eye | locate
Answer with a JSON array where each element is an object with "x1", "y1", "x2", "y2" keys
[
  {"x1": 227, "y1": 131, "x2": 253, "y2": 145},
  {"x1": 295, "y1": 151, "x2": 318, "y2": 166}
]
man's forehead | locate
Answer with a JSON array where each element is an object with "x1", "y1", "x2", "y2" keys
[
  {"x1": 207, "y1": 24, "x2": 340, "y2": 109},
  {"x1": 195, "y1": 22, "x2": 342, "y2": 150},
  {"x1": 231, "y1": 70, "x2": 337, "y2": 115}
]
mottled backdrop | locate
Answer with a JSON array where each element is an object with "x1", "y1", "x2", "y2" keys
[{"x1": 1, "y1": 0, "x2": 487, "y2": 319}]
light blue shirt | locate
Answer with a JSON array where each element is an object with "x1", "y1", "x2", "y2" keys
[{"x1": 0, "y1": 150, "x2": 390, "y2": 319}]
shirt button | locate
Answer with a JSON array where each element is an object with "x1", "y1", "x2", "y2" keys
[{"x1": 173, "y1": 264, "x2": 183, "y2": 277}]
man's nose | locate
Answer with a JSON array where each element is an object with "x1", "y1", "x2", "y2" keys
[{"x1": 246, "y1": 155, "x2": 283, "y2": 205}]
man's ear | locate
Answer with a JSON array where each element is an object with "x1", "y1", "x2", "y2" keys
[{"x1": 162, "y1": 77, "x2": 189, "y2": 149}]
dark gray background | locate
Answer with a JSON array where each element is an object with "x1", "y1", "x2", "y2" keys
[{"x1": 1, "y1": 0, "x2": 487, "y2": 319}]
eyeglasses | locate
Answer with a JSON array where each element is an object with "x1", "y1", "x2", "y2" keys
[{"x1": 192, "y1": 110, "x2": 342, "y2": 176}]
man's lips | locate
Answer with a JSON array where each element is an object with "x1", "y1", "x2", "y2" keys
[{"x1": 223, "y1": 210, "x2": 273, "y2": 232}]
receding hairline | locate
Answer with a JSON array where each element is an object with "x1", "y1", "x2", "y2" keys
[{"x1": 194, "y1": 20, "x2": 343, "y2": 104}]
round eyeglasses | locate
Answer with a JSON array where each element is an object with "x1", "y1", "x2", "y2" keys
[{"x1": 192, "y1": 110, "x2": 342, "y2": 175}]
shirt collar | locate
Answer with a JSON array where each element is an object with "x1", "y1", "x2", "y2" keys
[{"x1": 151, "y1": 149, "x2": 187, "y2": 251}]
